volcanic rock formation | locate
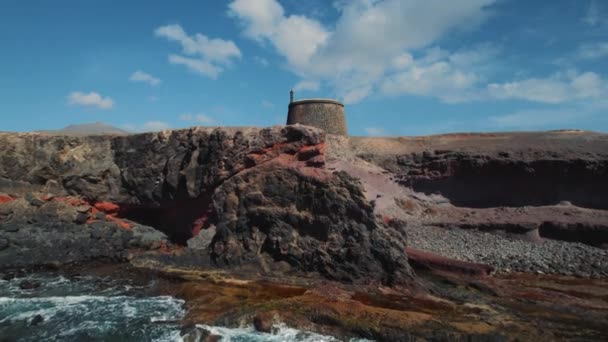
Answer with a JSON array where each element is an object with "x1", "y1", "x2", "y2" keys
[{"x1": 0, "y1": 125, "x2": 414, "y2": 285}]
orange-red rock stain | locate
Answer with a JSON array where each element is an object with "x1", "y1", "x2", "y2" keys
[{"x1": 0, "y1": 195, "x2": 14, "y2": 204}]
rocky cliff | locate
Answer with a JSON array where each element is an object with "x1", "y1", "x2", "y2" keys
[
  {"x1": 0, "y1": 126, "x2": 414, "y2": 285},
  {"x1": 2, "y1": 127, "x2": 608, "y2": 340},
  {"x1": 327, "y1": 131, "x2": 608, "y2": 278}
]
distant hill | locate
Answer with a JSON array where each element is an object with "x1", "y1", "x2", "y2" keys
[{"x1": 37, "y1": 122, "x2": 130, "y2": 136}]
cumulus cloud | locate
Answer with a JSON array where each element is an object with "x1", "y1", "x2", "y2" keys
[
  {"x1": 179, "y1": 113, "x2": 215, "y2": 125},
  {"x1": 381, "y1": 57, "x2": 480, "y2": 103},
  {"x1": 228, "y1": 0, "x2": 497, "y2": 103},
  {"x1": 67, "y1": 91, "x2": 114, "y2": 109},
  {"x1": 577, "y1": 42, "x2": 608, "y2": 60},
  {"x1": 129, "y1": 70, "x2": 161, "y2": 86},
  {"x1": 228, "y1": 0, "x2": 607, "y2": 108},
  {"x1": 155, "y1": 24, "x2": 241, "y2": 78},
  {"x1": 293, "y1": 80, "x2": 320, "y2": 92},
  {"x1": 168, "y1": 54, "x2": 222, "y2": 79},
  {"x1": 486, "y1": 71, "x2": 605, "y2": 104},
  {"x1": 380, "y1": 45, "x2": 500, "y2": 103}
]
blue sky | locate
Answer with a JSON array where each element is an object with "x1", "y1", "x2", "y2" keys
[{"x1": 1, "y1": 0, "x2": 607, "y2": 136}]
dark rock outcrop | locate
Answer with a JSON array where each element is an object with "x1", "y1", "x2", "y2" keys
[
  {"x1": 205, "y1": 165, "x2": 412, "y2": 284},
  {"x1": 0, "y1": 126, "x2": 415, "y2": 285},
  {"x1": 0, "y1": 197, "x2": 168, "y2": 268}
]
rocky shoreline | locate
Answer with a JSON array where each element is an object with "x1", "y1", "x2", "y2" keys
[{"x1": 1, "y1": 126, "x2": 608, "y2": 340}]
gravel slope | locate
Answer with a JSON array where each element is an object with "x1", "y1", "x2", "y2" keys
[{"x1": 406, "y1": 224, "x2": 608, "y2": 278}]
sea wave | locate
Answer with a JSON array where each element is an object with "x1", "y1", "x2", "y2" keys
[{"x1": 1, "y1": 275, "x2": 370, "y2": 341}]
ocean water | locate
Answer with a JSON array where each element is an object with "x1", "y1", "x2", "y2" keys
[{"x1": 0, "y1": 274, "x2": 363, "y2": 341}]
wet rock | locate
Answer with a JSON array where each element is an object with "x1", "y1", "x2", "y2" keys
[
  {"x1": 19, "y1": 280, "x2": 41, "y2": 290},
  {"x1": 180, "y1": 324, "x2": 220, "y2": 342},
  {"x1": 253, "y1": 312, "x2": 275, "y2": 333},
  {"x1": 30, "y1": 314, "x2": 44, "y2": 326}
]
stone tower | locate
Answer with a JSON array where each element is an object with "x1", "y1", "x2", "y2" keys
[{"x1": 286, "y1": 91, "x2": 348, "y2": 135}]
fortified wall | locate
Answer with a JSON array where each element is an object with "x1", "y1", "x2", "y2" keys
[{"x1": 286, "y1": 91, "x2": 348, "y2": 135}]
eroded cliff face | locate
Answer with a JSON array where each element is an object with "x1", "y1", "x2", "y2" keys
[
  {"x1": 365, "y1": 150, "x2": 608, "y2": 210},
  {"x1": 352, "y1": 132, "x2": 608, "y2": 227},
  {"x1": 0, "y1": 126, "x2": 414, "y2": 285},
  {"x1": 329, "y1": 131, "x2": 608, "y2": 278}
]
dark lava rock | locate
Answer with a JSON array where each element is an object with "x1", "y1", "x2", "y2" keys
[
  {"x1": 30, "y1": 314, "x2": 44, "y2": 326},
  {"x1": 208, "y1": 165, "x2": 414, "y2": 285},
  {"x1": 0, "y1": 219, "x2": 166, "y2": 269},
  {"x1": 1, "y1": 224, "x2": 19, "y2": 233},
  {"x1": 0, "y1": 126, "x2": 413, "y2": 284},
  {"x1": 74, "y1": 212, "x2": 89, "y2": 224},
  {"x1": 0, "y1": 237, "x2": 8, "y2": 250},
  {"x1": 180, "y1": 324, "x2": 220, "y2": 342},
  {"x1": 19, "y1": 280, "x2": 41, "y2": 290},
  {"x1": 253, "y1": 312, "x2": 274, "y2": 333}
]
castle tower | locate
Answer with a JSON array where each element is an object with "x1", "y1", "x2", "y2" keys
[{"x1": 286, "y1": 91, "x2": 348, "y2": 135}]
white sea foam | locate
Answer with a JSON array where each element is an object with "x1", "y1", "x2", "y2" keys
[{"x1": 192, "y1": 323, "x2": 371, "y2": 342}]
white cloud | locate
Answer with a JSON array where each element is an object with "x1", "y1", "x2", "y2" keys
[
  {"x1": 254, "y1": 56, "x2": 269, "y2": 66},
  {"x1": 67, "y1": 91, "x2": 114, "y2": 109},
  {"x1": 155, "y1": 24, "x2": 241, "y2": 79},
  {"x1": 228, "y1": 0, "x2": 285, "y2": 39},
  {"x1": 577, "y1": 42, "x2": 608, "y2": 60},
  {"x1": 392, "y1": 53, "x2": 414, "y2": 69},
  {"x1": 129, "y1": 70, "x2": 161, "y2": 86},
  {"x1": 583, "y1": 0, "x2": 600, "y2": 26},
  {"x1": 228, "y1": 0, "x2": 606, "y2": 108},
  {"x1": 179, "y1": 113, "x2": 215, "y2": 125},
  {"x1": 382, "y1": 60, "x2": 479, "y2": 103},
  {"x1": 261, "y1": 100, "x2": 274, "y2": 108},
  {"x1": 293, "y1": 80, "x2": 320, "y2": 92},
  {"x1": 487, "y1": 71, "x2": 605, "y2": 104},
  {"x1": 168, "y1": 54, "x2": 222, "y2": 79},
  {"x1": 228, "y1": 0, "x2": 496, "y2": 103},
  {"x1": 155, "y1": 24, "x2": 241, "y2": 63},
  {"x1": 344, "y1": 85, "x2": 373, "y2": 104},
  {"x1": 380, "y1": 45, "x2": 498, "y2": 103},
  {"x1": 365, "y1": 127, "x2": 388, "y2": 136}
]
